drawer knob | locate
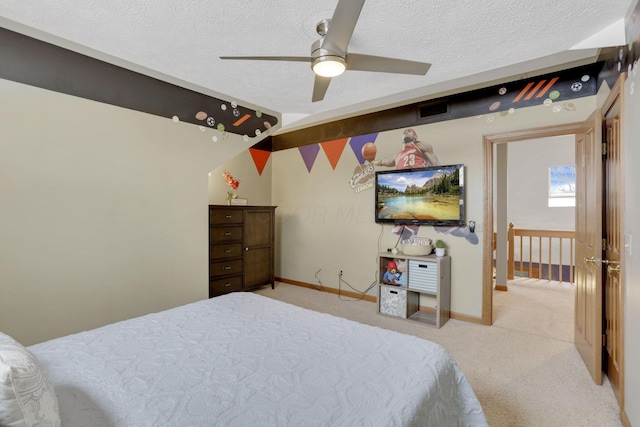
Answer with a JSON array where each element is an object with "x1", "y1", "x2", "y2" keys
[
  {"x1": 223, "y1": 266, "x2": 231, "y2": 270},
  {"x1": 223, "y1": 282, "x2": 232, "y2": 287},
  {"x1": 224, "y1": 232, "x2": 232, "y2": 236},
  {"x1": 224, "y1": 249, "x2": 232, "y2": 253},
  {"x1": 225, "y1": 215, "x2": 232, "y2": 218}
]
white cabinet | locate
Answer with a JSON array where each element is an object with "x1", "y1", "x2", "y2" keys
[{"x1": 378, "y1": 253, "x2": 451, "y2": 328}]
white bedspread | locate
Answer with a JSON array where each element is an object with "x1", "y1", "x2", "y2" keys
[{"x1": 29, "y1": 292, "x2": 487, "y2": 426}]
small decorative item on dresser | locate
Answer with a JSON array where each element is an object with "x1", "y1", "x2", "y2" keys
[
  {"x1": 223, "y1": 171, "x2": 240, "y2": 205},
  {"x1": 230, "y1": 198, "x2": 248, "y2": 205},
  {"x1": 226, "y1": 192, "x2": 238, "y2": 205},
  {"x1": 434, "y1": 239, "x2": 446, "y2": 257}
]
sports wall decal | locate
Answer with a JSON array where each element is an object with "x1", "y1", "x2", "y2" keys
[
  {"x1": 460, "y1": 66, "x2": 598, "y2": 122},
  {"x1": 272, "y1": 61, "x2": 607, "y2": 151},
  {"x1": 349, "y1": 133, "x2": 379, "y2": 165},
  {"x1": 597, "y1": 0, "x2": 637, "y2": 98},
  {"x1": 372, "y1": 128, "x2": 440, "y2": 169},
  {"x1": 349, "y1": 133, "x2": 379, "y2": 194},
  {"x1": 0, "y1": 27, "x2": 278, "y2": 138},
  {"x1": 624, "y1": 0, "x2": 639, "y2": 90}
]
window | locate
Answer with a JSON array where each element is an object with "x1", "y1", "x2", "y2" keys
[{"x1": 548, "y1": 165, "x2": 576, "y2": 207}]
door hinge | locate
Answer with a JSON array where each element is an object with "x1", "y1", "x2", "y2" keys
[
  {"x1": 602, "y1": 238, "x2": 608, "y2": 251},
  {"x1": 602, "y1": 334, "x2": 607, "y2": 347},
  {"x1": 602, "y1": 142, "x2": 607, "y2": 156}
]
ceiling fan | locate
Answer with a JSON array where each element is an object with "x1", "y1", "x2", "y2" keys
[{"x1": 220, "y1": 0, "x2": 431, "y2": 102}]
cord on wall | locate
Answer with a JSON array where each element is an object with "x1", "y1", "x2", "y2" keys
[
  {"x1": 312, "y1": 269, "x2": 323, "y2": 291},
  {"x1": 338, "y1": 270, "x2": 376, "y2": 301}
]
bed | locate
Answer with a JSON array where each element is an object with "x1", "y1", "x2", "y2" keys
[{"x1": 1, "y1": 292, "x2": 487, "y2": 426}]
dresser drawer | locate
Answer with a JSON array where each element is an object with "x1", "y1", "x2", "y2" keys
[
  {"x1": 210, "y1": 259, "x2": 243, "y2": 277},
  {"x1": 210, "y1": 243, "x2": 243, "y2": 260},
  {"x1": 209, "y1": 276, "x2": 243, "y2": 296},
  {"x1": 209, "y1": 209, "x2": 243, "y2": 225},
  {"x1": 210, "y1": 225, "x2": 243, "y2": 243}
]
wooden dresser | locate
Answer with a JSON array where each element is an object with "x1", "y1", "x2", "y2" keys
[{"x1": 208, "y1": 205, "x2": 276, "y2": 297}]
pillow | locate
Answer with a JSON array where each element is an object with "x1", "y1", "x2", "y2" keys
[{"x1": 0, "y1": 332, "x2": 60, "y2": 427}]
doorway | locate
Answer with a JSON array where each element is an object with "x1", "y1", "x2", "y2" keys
[
  {"x1": 481, "y1": 76, "x2": 626, "y2": 413},
  {"x1": 491, "y1": 134, "x2": 576, "y2": 342},
  {"x1": 481, "y1": 122, "x2": 585, "y2": 324}
]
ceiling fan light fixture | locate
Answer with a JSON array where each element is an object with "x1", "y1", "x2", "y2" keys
[{"x1": 312, "y1": 56, "x2": 346, "y2": 77}]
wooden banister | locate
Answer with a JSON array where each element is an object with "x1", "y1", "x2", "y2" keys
[{"x1": 501, "y1": 223, "x2": 575, "y2": 283}]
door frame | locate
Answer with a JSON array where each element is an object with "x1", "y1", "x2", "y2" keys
[
  {"x1": 481, "y1": 122, "x2": 586, "y2": 325},
  {"x1": 602, "y1": 74, "x2": 626, "y2": 413}
]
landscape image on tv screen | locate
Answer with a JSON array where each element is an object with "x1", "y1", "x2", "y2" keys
[{"x1": 375, "y1": 165, "x2": 464, "y2": 225}]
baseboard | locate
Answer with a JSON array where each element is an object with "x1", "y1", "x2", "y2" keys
[
  {"x1": 275, "y1": 277, "x2": 377, "y2": 303},
  {"x1": 450, "y1": 312, "x2": 487, "y2": 325},
  {"x1": 276, "y1": 277, "x2": 486, "y2": 324}
]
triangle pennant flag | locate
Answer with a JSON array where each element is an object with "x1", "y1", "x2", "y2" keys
[
  {"x1": 298, "y1": 144, "x2": 321, "y2": 173},
  {"x1": 320, "y1": 138, "x2": 349, "y2": 170},
  {"x1": 249, "y1": 148, "x2": 271, "y2": 176}
]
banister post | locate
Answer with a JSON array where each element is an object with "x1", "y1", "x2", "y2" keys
[{"x1": 508, "y1": 223, "x2": 515, "y2": 280}]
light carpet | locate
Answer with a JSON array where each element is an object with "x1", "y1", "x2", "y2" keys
[{"x1": 255, "y1": 279, "x2": 622, "y2": 427}]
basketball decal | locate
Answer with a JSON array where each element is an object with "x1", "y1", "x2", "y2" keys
[{"x1": 362, "y1": 142, "x2": 377, "y2": 162}]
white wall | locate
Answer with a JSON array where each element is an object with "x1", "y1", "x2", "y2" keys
[
  {"x1": 0, "y1": 78, "x2": 255, "y2": 345},
  {"x1": 269, "y1": 97, "x2": 596, "y2": 319},
  {"x1": 507, "y1": 135, "x2": 575, "y2": 229},
  {"x1": 506, "y1": 135, "x2": 576, "y2": 266}
]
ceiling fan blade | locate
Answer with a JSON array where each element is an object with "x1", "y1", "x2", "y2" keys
[
  {"x1": 220, "y1": 56, "x2": 312, "y2": 63},
  {"x1": 322, "y1": 0, "x2": 365, "y2": 54},
  {"x1": 347, "y1": 53, "x2": 431, "y2": 75},
  {"x1": 312, "y1": 75, "x2": 332, "y2": 102}
]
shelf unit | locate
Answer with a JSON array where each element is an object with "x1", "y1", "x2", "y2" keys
[{"x1": 377, "y1": 253, "x2": 451, "y2": 328}]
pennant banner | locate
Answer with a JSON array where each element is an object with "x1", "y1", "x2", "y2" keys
[
  {"x1": 249, "y1": 148, "x2": 271, "y2": 176},
  {"x1": 320, "y1": 138, "x2": 349, "y2": 170},
  {"x1": 298, "y1": 144, "x2": 320, "y2": 173}
]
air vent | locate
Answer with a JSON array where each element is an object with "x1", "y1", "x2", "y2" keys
[{"x1": 418, "y1": 100, "x2": 449, "y2": 119}]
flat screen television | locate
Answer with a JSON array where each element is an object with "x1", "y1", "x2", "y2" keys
[{"x1": 375, "y1": 164, "x2": 465, "y2": 226}]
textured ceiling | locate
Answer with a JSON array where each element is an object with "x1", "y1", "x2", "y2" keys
[{"x1": 0, "y1": 0, "x2": 632, "y2": 132}]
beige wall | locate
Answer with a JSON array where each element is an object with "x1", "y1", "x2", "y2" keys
[
  {"x1": 208, "y1": 150, "x2": 273, "y2": 206},
  {"x1": 269, "y1": 96, "x2": 596, "y2": 319},
  {"x1": 0, "y1": 78, "x2": 255, "y2": 345}
]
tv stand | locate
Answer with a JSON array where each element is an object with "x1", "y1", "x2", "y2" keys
[{"x1": 377, "y1": 253, "x2": 451, "y2": 328}]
